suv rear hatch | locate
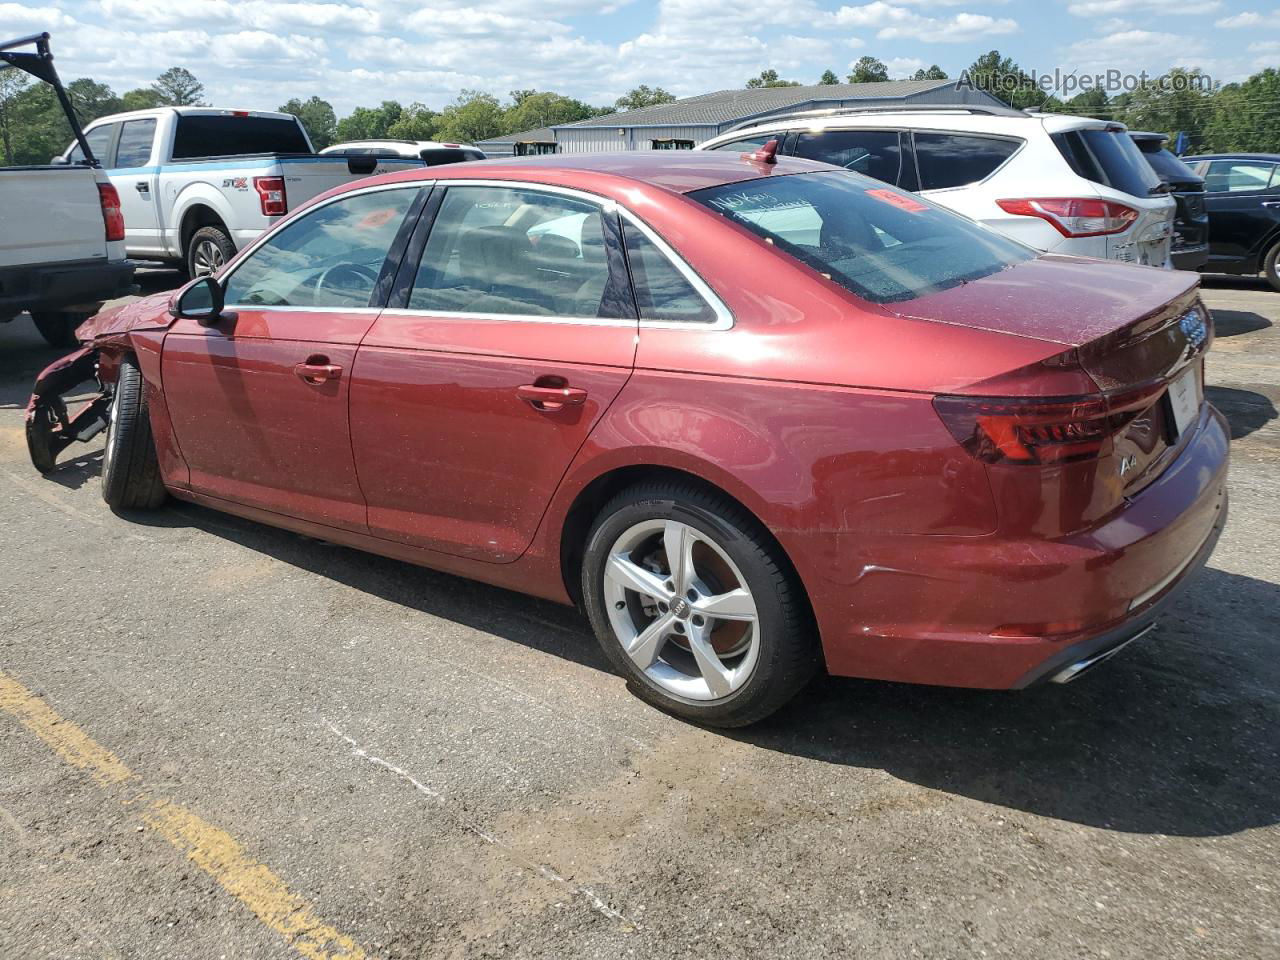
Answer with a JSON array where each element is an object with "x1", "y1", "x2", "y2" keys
[{"x1": 1050, "y1": 123, "x2": 1175, "y2": 266}]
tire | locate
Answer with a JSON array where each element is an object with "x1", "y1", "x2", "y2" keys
[
  {"x1": 581, "y1": 482, "x2": 818, "y2": 727},
  {"x1": 1263, "y1": 241, "x2": 1280, "y2": 293},
  {"x1": 101, "y1": 355, "x2": 167, "y2": 510},
  {"x1": 31, "y1": 310, "x2": 88, "y2": 348},
  {"x1": 186, "y1": 224, "x2": 235, "y2": 278}
]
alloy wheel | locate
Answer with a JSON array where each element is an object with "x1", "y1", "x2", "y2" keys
[
  {"x1": 192, "y1": 240, "x2": 225, "y2": 276},
  {"x1": 602, "y1": 519, "x2": 760, "y2": 701}
]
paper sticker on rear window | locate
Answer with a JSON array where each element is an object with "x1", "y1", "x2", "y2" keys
[
  {"x1": 866, "y1": 188, "x2": 928, "y2": 213},
  {"x1": 358, "y1": 208, "x2": 399, "y2": 230}
]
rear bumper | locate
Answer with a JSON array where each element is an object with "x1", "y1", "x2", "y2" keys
[
  {"x1": 0, "y1": 258, "x2": 136, "y2": 318},
  {"x1": 815, "y1": 404, "x2": 1230, "y2": 688},
  {"x1": 1171, "y1": 242, "x2": 1210, "y2": 272}
]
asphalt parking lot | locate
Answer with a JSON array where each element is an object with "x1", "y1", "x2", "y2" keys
[{"x1": 0, "y1": 273, "x2": 1277, "y2": 960}]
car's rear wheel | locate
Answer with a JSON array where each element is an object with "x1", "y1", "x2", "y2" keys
[
  {"x1": 101, "y1": 356, "x2": 166, "y2": 510},
  {"x1": 1263, "y1": 240, "x2": 1280, "y2": 293},
  {"x1": 30, "y1": 310, "x2": 88, "y2": 348},
  {"x1": 581, "y1": 482, "x2": 817, "y2": 727},
  {"x1": 187, "y1": 225, "x2": 235, "y2": 278}
]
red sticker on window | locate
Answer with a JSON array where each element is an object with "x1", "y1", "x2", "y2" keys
[
  {"x1": 866, "y1": 188, "x2": 928, "y2": 213},
  {"x1": 357, "y1": 208, "x2": 398, "y2": 230}
]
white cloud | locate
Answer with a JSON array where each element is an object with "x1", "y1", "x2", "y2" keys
[
  {"x1": 833, "y1": 3, "x2": 1017, "y2": 43},
  {"x1": 1216, "y1": 11, "x2": 1265, "y2": 27},
  {"x1": 885, "y1": 56, "x2": 926, "y2": 77},
  {"x1": 1067, "y1": 0, "x2": 1219, "y2": 14},
  {"x1": 0, "y1": 2, "x2": 78, "y2": 30}
]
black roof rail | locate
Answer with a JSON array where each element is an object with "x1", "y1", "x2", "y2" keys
[
  {"x1": 0, "y1": 33, "x2": 95, "y2": 165},
  {"x1": 722, "y1": 102, "x2": 1028, "y2": 135}
]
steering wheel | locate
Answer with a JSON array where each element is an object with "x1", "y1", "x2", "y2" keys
[{"x1": 312, "y1": 262, "x2": 379, "y2": 303}]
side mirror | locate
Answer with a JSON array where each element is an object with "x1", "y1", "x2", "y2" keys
[{"x1": 168, "y1": 276, "x2": 230, "y2": 326}]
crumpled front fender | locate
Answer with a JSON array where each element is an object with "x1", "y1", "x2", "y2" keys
[{"x1": 26, "y1": 347, "x2": 109, "y2": 475}]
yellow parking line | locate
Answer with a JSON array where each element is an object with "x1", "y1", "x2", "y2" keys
[{"x1": 0, "y1": 669, "x2": 366, "y2": 960}]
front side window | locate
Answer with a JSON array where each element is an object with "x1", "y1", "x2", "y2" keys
[
  {"x1": 67, "y1": 123, "x2": 118, "y2": 164},
  {"x1": 691, "y1": 171, "x2": 1034, "y2": 305},
  {"x1": 914, "y1": 133, "x2": 1021, "y2": 191},
  {"x1": 408, "y1": 186, "x2": 614, "y2": 318},
  {"x1": 621, "y1": 221, "x2": 716, "y2": 323},
  {"x1": 1202, "y1": 160, "x2": 1278, "y2": 194},
  {"x1": 792, "y1": 130, "x2": 906, "y2": 187},
  {"x1": 113, "y1": 119, "x2": 157, "y2": 169},
  {"x1": 223, "y1": 188, "x2": 418, "y2": 308}
]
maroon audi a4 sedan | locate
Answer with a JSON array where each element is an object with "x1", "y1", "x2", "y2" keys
[{"x1": 28, "y1": 150, "x2": 1228, "y2": 726}]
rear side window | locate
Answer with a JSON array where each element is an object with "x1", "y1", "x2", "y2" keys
[
  {"x1": 172, "y1": 115, "x2": 310, "y2": 159},
  {"x1": 914, "y1": 133, "x2": 1020, "y2": 191},
  {"x1": 67, "y1": 123, "x2": 118, "y2": 164},
  {"x1": 621, "y1": 220, "x2": 716, "y2": 323},
  {"x1": 113, "y1": 119, "x2": 156, "y2": 169},
  {"x1": 1052, "y1": 129, "x2": 1163, "y2": 198},
  {"x1": 1202, "y1": 160, "x2": 1277, "y2": 194},
  {"x1": 792, "y1": 130, "x2": 907, "y2": 187},
  {"x1": 691, "y1": 171, "x2": 1034, "y2": 305}
]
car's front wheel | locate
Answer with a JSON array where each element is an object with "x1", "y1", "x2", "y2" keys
[
  {"x1": 1263, "y1": 240, "x2": 1280, "y2": 293},
  {"x1": 581, "y1": 482, "x2": 818, "y2": 727},
  {"x1": 101, "y1": 356, "x2": 167, "y2": 510}
]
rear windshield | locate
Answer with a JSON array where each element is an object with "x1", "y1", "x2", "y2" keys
[
  {"x1": 690, "y1": 171, "x2": 1034, "y2": 305},
  {"x1": 1138, "y1": 144, "x2": 1202, "y2": 186},
  {"x1": 172, "y1": 115, "x2": 310, "y2": 159},
  {"x1": 1053, "y1": 128, "x2": 1163, "y2": 198}
]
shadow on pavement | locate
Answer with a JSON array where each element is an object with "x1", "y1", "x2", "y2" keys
[
  {"x1": 1206, "y1": 386, "x2": 1278, "y2": 439},
  {"x1": 1210, "y1": 309, "x2": 1272, "y2": 338}
]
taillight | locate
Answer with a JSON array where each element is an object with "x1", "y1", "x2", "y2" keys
[
  {"x1": 933, "y1": 383, "x2": 1165, "y2": 465},
  {"x1": 253, "y1": 176, "x2": 287, "y2": 216},
  {"x1": 97, "y1": 183, "x2": 125, "y2": 241},
  {"x1": 996, "y1": 198, "x2": 1139, "y2": 238}
]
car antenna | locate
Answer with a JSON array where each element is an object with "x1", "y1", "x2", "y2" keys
[{"x1": 743, "y1": 138, "x2": 779, "y2": 165}]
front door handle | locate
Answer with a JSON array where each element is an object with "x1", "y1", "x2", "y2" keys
[
  {"x1": 135, "y1": 181, "x2": 149, "y2": 193},
  {"x1": 1262, "y1": 201, "x2": 1280, "y2": 208},
  {"x1": 517, "y1": 383, "x2": 587, "y2": 411},
  {"x1": 294, "y1": 358, "x2": 342, "y2": 384}
]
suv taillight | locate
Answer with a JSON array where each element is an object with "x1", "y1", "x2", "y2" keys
[
  {"x1": 932, "y1": 384, "x2": 1164, "y2": 465},
  {"x1": 97, "y1": 183, "x2": 125, "y2": 241},
  {"x1": 253, "y1": 176, "x2": 287, "y2": 216},
  {"x1": 996, "y1": 198, "x2": 1138, "y2": 238}
]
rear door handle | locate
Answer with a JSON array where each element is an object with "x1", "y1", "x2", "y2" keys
[
  {"x1": 517, "y1": 383, "x2": 587, "y2": 411},
  {"x1": 294, "y1": 358, "x2": 342, "y2": 384},
  {"x1": 135, "y1": 181, "x2": 149, "y2": 193},
  {"x1": 1263, "y1": 201, "x2": 1280, "y2": 208}
]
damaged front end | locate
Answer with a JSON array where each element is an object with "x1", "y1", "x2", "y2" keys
[{"x1": 26, "y1": 347, "x2": 111, "y2": 474}]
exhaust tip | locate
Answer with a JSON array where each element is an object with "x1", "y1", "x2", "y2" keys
[{"x1": 1049, "y1": 624, "x2": 1155, "y2": 684}]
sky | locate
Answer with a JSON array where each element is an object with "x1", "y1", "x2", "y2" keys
[{"x1": 3, "y1": 0, "x2": 1277, "y2": 114}]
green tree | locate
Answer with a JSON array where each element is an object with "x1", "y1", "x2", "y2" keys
[
  {"x1": 614, "y1": 85, "x2": 676, "y2": 111},
  {"x1": 151, "y1": 67, "x2": 204, "y2": 106},
  {"x1": 66, "y1": 79, "x2": 121, "y2": 123},
  {"x1": 335, "y1": 100, "x2": 404, "y2": 141},
  {"x1": 847, "y1": 57, "x2": 889, "y2": 84},
  {"x1": 0, "y1": 67, "x2": 32, "y2": 163},
  {"x1": 818, "y1": 69, "x2": 839, "y2": 85},
  {"x1": 746, "y1": 69, "x2": 800, "y2": 89},
  {"x1": 1061, "y1": 86, "x2": 1110, "y2": 119},
  {"x1": 505, "y1": 91, "x2": 595, "y2": 132},
  {"x1": 386, "y1": 102, "x2": 438, "y2": 141},
  {"x1": 434, "y1": 90, "x2": 506, "y2": 143},
  {"x1": 121, "y1": 87, "x2": 165, "y2": 111},
  {"x1": 1120, "y1": 68, "x2": 1215, "y2": 149},
  {"x1": 960, "y1": 50, "x2": 1050, "y2": 110},
  {"x1": 279, "y1": 95, "x2": 338, "y2": 149},
  {"x1": 911, "y1": 65, "x2": 948, "y2": 81},
  {"x1": 1204, "y1": 68, "x2": 1280, "y2": 153}
]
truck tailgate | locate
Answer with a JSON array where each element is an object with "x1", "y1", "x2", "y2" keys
[
  {"x1": 278, "y1": 156, "x2": 424, "y2": 211},
  {"x1": 0, "y1": 166, "x2": 108, "y2": 267}
]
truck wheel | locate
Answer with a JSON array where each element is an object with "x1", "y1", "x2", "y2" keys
[
  {"x1": 31, "y1": 310, "x2": 88, "y2": 348},
  {"x1": 187, "y1": 225, "x2": 235, "y2": 278},
  {"x1": 1263, "y1": 241, "x2": 1280, "y2": 293},
  {"x1": 101, "y1": 355, "x2": 167, "y2": 510}
]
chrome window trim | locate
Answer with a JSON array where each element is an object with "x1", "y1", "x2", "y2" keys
[
  {"x1": 378, "y1": 308, "x2": 638, "y2": 328},
  {"x1": 220, "y1": 180, "x2": 434, "y2": 307}
]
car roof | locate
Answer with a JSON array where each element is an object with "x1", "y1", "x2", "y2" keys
[
  {"x1": 322, "y1": 139, "x2": 480, "y2": 151},
  {"x1": 1184, "y1": 153, "x2": 1280, "y2": 162},
  {"x1": 706, "y1": 109, "x2": 1117, "y2": 143},
  {"x1": 347, "y1": 151, "x2": 832, "y2": 200}
]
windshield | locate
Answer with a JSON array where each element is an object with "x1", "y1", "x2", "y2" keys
[{"x1": 689, "y1": 171, "x2": 1035, "y2": 305}]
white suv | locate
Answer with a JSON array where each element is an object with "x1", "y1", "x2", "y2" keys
[
  {"x1": 697, "y1": 107, "x2": 1176, "y2": 267},
  {"x1": 320, "y1": 139, "x2": 485, "y2": 166}
]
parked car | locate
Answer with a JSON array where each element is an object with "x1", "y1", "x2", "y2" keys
[
  {"x1": 698, "y1": 106, "x2": 1177, "y2": 268},
  {"x1": 1183, "y1": 153, "x2": 1280, "y2": 290},
  {"x1": 57, "y1": 108, "x2": 424, "y2": 276},
  {"x1": 320, "y1": 139, "x2": 486, "y2": 166},
  {"x1": 28, "y1": 153, "x2": 1227, "y2": 726},
  {"x1": 0, "y1": 33, "x2": 135, "y2": 346},
  {"x1": 1130, "y1": 131, "x2": 1209, "y2": 271}
]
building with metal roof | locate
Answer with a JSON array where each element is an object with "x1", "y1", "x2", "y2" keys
[{"x1": 478, "y1": 79, "x2": 1005, "y2": 156}]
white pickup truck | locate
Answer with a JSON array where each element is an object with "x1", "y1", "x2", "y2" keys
[
  {"x1": 1, "y1": 33, "x2": 137, "y2": 346},
  {"x1": 58, "y1": 107, "x2": 424, "y2": 276}
]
